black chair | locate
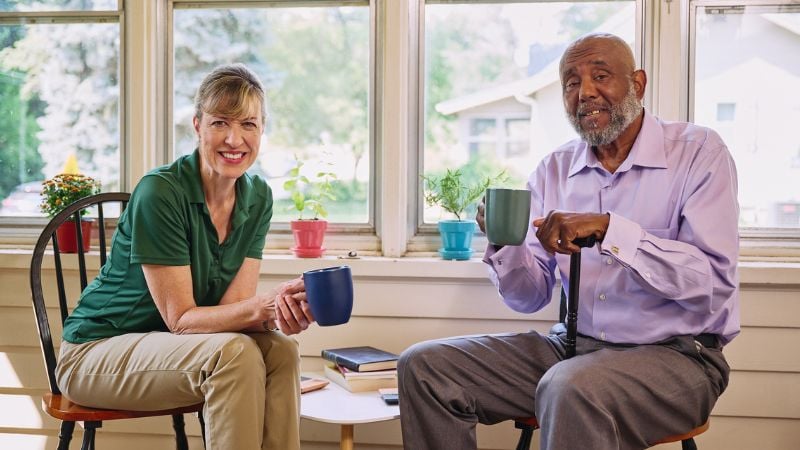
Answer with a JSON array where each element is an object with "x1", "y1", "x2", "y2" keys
[
  {"x1": 513, "y1": 237, "x2": 708, "y2": 450},
  {"x1": 29, "y1": 192, "x2": 205, "y2": 450}
]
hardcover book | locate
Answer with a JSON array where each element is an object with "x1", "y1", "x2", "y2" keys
[{"x1": 321, "y1": 346, "x2": 399, "y2": 372}]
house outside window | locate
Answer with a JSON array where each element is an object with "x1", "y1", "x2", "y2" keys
[
  {"x1": 691, "y1": 2, "x2": 800, "y2": 229},
  {"x1": 421, "y1": 0, "x2": 636, "y2": 224}
]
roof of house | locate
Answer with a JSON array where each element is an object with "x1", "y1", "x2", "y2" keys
[{"x1": 435, "y1": 4, "x2": 635, "y2": 116}]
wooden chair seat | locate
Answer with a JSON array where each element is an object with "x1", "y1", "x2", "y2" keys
[
  {"x1": 515, "y1": 416, "x2": 708, "y2": 448},
  {"x1": 43, "y1": 393, "x2": 203, "y2": 422},
  {"x1": 653, "y1": 420, "x2": 710, "y2": 444}
]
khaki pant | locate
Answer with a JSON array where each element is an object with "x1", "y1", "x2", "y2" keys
[{"x1": 57, "y1": 331, "x2": 301, "y2": 450}]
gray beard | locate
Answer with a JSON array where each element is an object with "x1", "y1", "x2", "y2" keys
[{"x1": 567, "y1": 85, "x2": 642, "y2": 147}]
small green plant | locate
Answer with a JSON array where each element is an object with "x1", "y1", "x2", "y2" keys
[
  {"x1": 283, "y1": 157, "x2": 337, "y2": 220},
  {"x1": 40, "y1": 173, "x2": 101, "y2": 218},
  {"x1": 423, "y1": 168, "x2": 508, "y2": 220}
]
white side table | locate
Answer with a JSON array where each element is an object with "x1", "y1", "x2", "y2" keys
[{"x1": 300, "y1": 373, "x2": 400, "y2": 450}]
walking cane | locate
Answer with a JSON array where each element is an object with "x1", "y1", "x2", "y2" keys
[{"x1": 565, "y1": 236, "x2": 597, "y2": 358}]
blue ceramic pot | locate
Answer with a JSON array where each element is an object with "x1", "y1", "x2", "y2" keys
[{"x1": 437, "y1": 220, "x2": 475, "y2": 260}]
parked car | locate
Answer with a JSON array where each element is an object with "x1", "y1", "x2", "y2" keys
[{"x1": 0, "y1": 181, "x2": 45, "y2": 216}]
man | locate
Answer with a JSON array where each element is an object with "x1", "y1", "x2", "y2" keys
[{"x1": 398, "y1": 33, "x2": 738, "y2": 450}]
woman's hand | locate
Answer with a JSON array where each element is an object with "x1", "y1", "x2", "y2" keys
[{"x1": 273, "y1": 277, "x2": 316, "y2": 335}]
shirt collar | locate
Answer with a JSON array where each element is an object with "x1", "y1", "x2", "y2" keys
[
  {"x1": 567, "y1": 109, "x2": 667, "y2": 177},
  {"x1": 181, "y1": 149, "x2": 255, "y2": 229}
]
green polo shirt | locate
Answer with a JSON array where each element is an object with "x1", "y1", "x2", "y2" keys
[{"x1": 62, "y1": 150, "x2": 272, "y2": 344}]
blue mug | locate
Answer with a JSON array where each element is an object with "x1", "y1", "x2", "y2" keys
[{"x1": 303, "y1": 265, "x2": 354, "y2": 326}]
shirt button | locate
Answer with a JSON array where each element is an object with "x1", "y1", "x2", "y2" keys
[
  {"x1": 599, "y1": 293, "x2": 606, "y2": 301},
  {"x1": 606, "y1": 258, "x2": 613, "y2": 265},
  {"x1": 645, "y1": 272, "x2": 651, "y2": 278},
  {"x1": 600, "y1": 331, "x2": 606, "y2": 340}
]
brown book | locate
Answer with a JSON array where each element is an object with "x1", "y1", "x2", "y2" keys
[{"x1": 324, "y1": 363, "x2": 398, "y2": 393}]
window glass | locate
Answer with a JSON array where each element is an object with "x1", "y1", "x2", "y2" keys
[
  {"x1": 173, "y1": 5, "x2": 370, "y2": 224},
  {"x1": 693, "y1": 4, "x2": 800, "y2": 228},
  {"x1": 422, "y1": 1, "x2": 636, "y2": 223},
  {"x1": 0, "y1": 21, "x2": 120, "y2": 217},
  {"x1": 0, "y1": 0, "x2": 117, "y2": 12}
]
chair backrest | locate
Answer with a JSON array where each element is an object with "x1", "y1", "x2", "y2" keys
[{"x1": 29, "y1": 192, "x2": 130, "y2": 394}]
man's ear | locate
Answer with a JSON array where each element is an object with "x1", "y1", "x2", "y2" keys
[
  {"x1": 193, "y1": 115, "x2": 201, "y2": 135},
  {"x1": 633, "y1": 69, "x2": 647, "y2": 100}
]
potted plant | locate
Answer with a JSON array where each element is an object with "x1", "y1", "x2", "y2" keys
[
  {"x1": 40, "y1": 173, "x2": 101, "y2": 253},
  {"x1": 423, "y1": 168, "x2": 507, "y2": 260},
  {"x1": 283, "y1": 157, "x2": 337, "y2": 258}
]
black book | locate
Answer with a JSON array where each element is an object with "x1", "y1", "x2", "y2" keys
[{"x1": 321, "y1": 346, "x2": 399, "y2": 372}]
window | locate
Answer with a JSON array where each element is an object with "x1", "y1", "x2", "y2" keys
[
  {"x1": 0, "y1": 1, "x2": 121, "y2": 219},
  {"x1": 421, "y1": 0, "x2": 637, "y2": 224},
  {"x1": 691, "y1": 2, "x2": 800, "y2": 229},
  {"x1": 171, "y1": 2, "x2": 371, "y2": 225},
  {"x1": 716, "y1": 102, "x2": 736, "y2": 121}
]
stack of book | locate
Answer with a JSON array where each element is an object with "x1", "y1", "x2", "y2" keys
[{"x1": 321, "y1": 346, "x2": 399, "y2": 393}]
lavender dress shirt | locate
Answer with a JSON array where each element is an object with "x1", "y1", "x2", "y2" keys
[{"x1": 484, "y1": 110, "x2": 740, "y2": 345}]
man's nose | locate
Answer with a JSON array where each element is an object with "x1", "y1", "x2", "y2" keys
[{"x1": 578, "y1": 79, "x2": 598, "y2": 100}]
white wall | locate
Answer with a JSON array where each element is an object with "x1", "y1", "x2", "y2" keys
[{"x1": 1, "y1": 252, "x2": 798, "y2": 449}]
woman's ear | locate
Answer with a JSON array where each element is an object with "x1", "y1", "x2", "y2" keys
[{"x1": 193, "y1": 115, "x2": 201, "y2": 135}]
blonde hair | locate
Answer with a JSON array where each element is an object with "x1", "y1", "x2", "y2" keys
[{"x1": 194, "y1": 63, "x2": 266, "y2": 124}]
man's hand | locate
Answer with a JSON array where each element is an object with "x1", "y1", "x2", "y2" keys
[
  {"x1": 476, "y1": 196, "x2": 487, "y2": 233},
  {"x1": 274, "y1": 277, "x2": 315, "y2": 335},
  {"x1": 533, "y1": 211, "x2": 609, "y2": 254}
]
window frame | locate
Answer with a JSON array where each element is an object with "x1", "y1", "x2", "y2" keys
[
  {"x1": 0, "y1": 2, "x2": 126, "y2": 246},
  {"x1": 165, "y1": 0, "x2": 380, "y2": 253},
  {"x1": 0, "y1": 0, "x2": 797, "y2": 261},
  {"x1": 406, "y1": 0, "x2": 649, "y2": 254},
  {"x1": 687, "y1": 0, "x2": 800, "y2": 258}
]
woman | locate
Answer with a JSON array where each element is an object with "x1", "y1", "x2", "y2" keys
[{"x1": 56, "y1": 64, "x2": 314, "y2": 450}]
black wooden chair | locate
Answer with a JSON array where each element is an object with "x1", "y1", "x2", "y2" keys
[
  {"x1": 29, "y1": 192, "x2": 205, "y2": 450},
  {"x1": 513, "y1": 237, "x2": 709, "y2": 450}
]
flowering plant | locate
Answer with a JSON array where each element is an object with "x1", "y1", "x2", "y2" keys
[{"x1": 40, "y1": 173, "x2": 101, "y2": 218}]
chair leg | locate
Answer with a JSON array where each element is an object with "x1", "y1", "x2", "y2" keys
[
  {"x1": 57, "y1": 421, "x2": 75, "y2": 450},
  {"x1": 172, "y1": 413, "x2": 189, "y2": 450},
  {"x1": 682, "y1": 438, "x2": 698, "y2": 450},
  {"x1": 514, "y1": 422, "x2": 535, "y2": 450},
  {"x1": 198, "y1": 411, "x2": 207, "y2": 449},
  {"x1": 81, "y1": 421, "x2": 101, "y2": 450}
]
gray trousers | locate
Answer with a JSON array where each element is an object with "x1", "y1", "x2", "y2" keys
[{"x1": 398, "y1": 328, "x2": 729, "y2": 450}]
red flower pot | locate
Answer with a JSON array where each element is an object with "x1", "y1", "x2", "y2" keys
[
  {"x1": 290, "y1": 219, "x2": 327, "y2": 258},
  {"x1": 55, "y1": 219, "x2": 93, "y2": 253}
]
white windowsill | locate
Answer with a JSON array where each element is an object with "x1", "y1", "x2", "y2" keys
[{"x1": 3, "y1": 248, "x2": 798, "y2": 287}]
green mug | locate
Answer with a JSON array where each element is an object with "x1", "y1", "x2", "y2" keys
[{"x1": 485, "y1": 188, "x2": 531, "y2": 246}]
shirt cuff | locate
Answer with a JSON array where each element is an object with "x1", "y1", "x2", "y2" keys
[
  {"x1": 600, "y1": 212, "x2": 642, "y2": 265},
  {"x1": 483, "y1": 243, "x2": 528, "y2": 280}
]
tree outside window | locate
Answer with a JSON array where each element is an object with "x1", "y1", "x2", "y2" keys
[{"x1": 0, "y1": 6, "x2": 120, "y2": 217}]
